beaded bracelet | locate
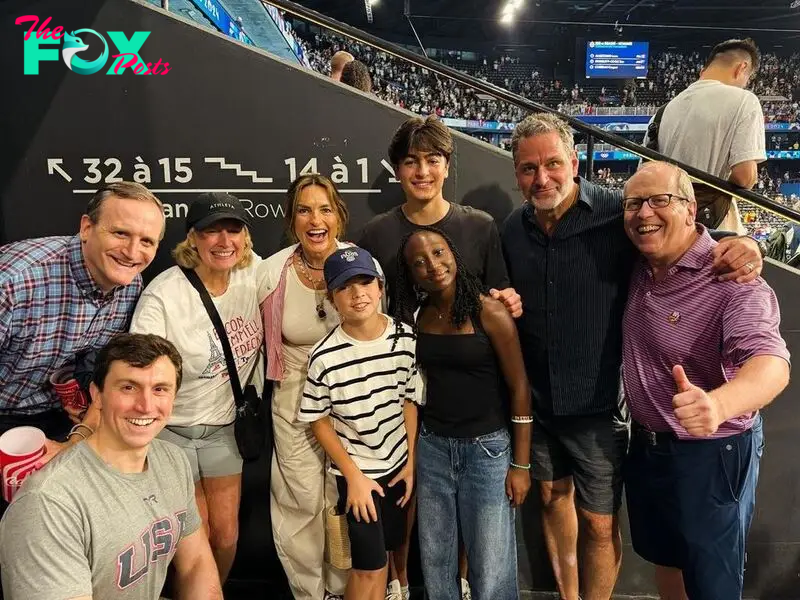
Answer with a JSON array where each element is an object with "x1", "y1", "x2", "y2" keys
[
  {"x1": 511, "y1": 416, "x2": 534, "y2": 424},
  {"x1": 68, "y1": 430, "x2": 88, "y2": 442},
  {"x1": 510, "y1": 462, "x2": 531, "y2": 470},
  {"x1": 72, "y1": 423, "x2": 94, "y2": 435},
  {"x1": 68, "y1": 423, "x2": 94, "y2": 441}
]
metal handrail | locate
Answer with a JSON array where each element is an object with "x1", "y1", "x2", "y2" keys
[{"x1": 262, "y1": 0, "x2": 800, "y2": 223}]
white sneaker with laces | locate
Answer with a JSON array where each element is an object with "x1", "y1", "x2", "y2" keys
[
  {"x1": 461, "y1": 578, "x2": 472, "y2": 600},
  {"x1": 386, "y1": 579, "x2": 403, "y2": 600}
]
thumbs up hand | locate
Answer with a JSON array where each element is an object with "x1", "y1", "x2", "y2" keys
[{"x1": 671, "y1": 365, "x2": 724, "y2": 437}]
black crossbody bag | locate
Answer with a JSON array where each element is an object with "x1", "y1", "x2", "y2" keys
[{"x1": 181, "y1": 268, "x2": 265, "y2": 461}]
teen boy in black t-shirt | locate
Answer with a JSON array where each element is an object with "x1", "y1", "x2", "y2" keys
[{"x1": 358, "y1": 116, "x2": 519, "y2": 314}]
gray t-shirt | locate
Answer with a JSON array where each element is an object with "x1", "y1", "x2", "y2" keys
[
  {"x1": 0, "y1": 439, "x2": 201, "y2": 600},
  {"x1": 644, "y1": 79, "x2": 766, "y2": 235}
]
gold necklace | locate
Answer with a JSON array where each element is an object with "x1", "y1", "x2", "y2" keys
[
  {"x1": 295, "y1": 253, "x2": 327, "y2": 319},
  {"x1": 430, "y1": 304, "x2": 448, "y2": 321},
  {"x1": 296, "y1": 254, "x2": 323, "y2": 286}
]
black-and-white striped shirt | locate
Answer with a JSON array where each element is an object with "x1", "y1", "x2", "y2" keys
[{"x1": 298, "y1": 316, "x2": 421, "y2": 478}]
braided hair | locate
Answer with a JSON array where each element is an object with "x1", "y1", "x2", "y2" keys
[{"x1": 393, "y1": 226, "x2": 485, "y2": 330}]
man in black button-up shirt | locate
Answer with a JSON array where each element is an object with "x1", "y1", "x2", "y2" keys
[{"x1": 501, "y1": 113, "x2": 764, "y2": 600}]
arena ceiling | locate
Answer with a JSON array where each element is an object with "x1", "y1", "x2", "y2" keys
[{"x1": 291, "y1": 0, "x2": 800, "y2": 50}]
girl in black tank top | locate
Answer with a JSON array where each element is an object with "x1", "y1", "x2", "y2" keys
[{"x1": 395, "y1": 226, "x2": 533, "y2": 599}]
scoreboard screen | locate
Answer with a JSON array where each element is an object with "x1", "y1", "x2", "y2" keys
[{"x1": 585, "y1": 41, "x2": 649, "y2": 79}]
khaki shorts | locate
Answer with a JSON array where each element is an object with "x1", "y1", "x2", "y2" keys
[{"x1": 158, "y1": 423, "x2": 242, "y2": 482}]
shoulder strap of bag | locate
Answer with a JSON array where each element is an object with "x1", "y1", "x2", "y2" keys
[
  {"x1": 180, "y1": 267, "x2": 245, "y2": 409},
  {"x1": 645, "y1": 104, "x2": 667, "y2": 152}
]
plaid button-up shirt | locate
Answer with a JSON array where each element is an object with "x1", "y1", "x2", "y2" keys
[{"x1": 0, "y1": 235, "x2": 143, "y2": 414}]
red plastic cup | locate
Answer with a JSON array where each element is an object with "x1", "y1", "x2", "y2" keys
[
  {"x1": 0, "y1": 426, "x2": 46, "y2": 502},
  {"x1": 50, "y1": 366, "x2": 89, "y2": 412},
  {"x1": 2, "y1": 456, "x2": 42, "y2": 502}
]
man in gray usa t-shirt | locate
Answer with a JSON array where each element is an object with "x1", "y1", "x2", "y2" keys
[{"x1": 0, "y1": 334, "x2": 221, "y2": 600}]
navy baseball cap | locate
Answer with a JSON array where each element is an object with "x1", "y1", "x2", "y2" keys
[
  {"x1": 186, "y1": 192, "x2": 252, "y2": 233},
  {"x1": 324, "y1": 247, "x2": 383, "y2": 291}
]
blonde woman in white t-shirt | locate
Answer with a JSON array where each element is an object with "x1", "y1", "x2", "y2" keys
[
  {"x1": 130, "y1": 192, "x2": 269, "y2": 585},
  {"x1": 261, "y1": 174, "x2": 381, "y2": 600}
]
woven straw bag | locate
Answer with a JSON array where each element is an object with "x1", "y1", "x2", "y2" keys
[{"x1": 325, "y1": 505, "x2": 352, "y2": 570}]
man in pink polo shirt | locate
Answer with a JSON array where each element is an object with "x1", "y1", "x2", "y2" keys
[{"x1": 621, "y1": 161, "x2": 790, "y2": 600}]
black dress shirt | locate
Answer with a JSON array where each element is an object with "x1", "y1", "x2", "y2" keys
[{"x1": 502, "y1": 178, "x2": 636, "y2": 416}]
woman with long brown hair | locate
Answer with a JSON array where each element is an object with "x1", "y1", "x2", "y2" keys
[{"x1": 261, "y1": 174, "x2": 380, "y2": 600}]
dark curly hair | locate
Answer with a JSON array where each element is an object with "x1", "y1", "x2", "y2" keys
[
  {"x1": 93, "y1": 333, "x2": 183, "y2": 391},
  {"x1": 394, "y1": 226, "x2": 485, "y2": 330}
]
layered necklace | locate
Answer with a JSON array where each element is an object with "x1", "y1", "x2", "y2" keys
[{"x1": 295, "y1": 250, "x2": 328, "y2": 319}]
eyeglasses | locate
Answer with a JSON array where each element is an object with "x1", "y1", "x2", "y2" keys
[{"x1": 622, "y1": 193, "x2": 690, "y2": 212}]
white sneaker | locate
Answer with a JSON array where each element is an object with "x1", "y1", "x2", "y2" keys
[
  {"x1": 386, "y1": 579, "x2": 403, "y2": 600},
  {"x1": 461, "y1": 578, "x2": 472, "y2": 600}
]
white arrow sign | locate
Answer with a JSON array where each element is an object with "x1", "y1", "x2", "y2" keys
[
  {"x1": 381, "y1": 159, "x2": 399, "y2": 183},
  {"x1": 47, "y1": 158, "x2": 72, "y2": 182}
]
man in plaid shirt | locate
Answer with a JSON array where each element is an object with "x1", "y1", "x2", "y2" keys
[{"x1": 0, "y1": 182, "x2": 165, "y2": 463}]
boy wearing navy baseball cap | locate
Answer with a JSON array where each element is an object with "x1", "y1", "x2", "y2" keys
[{"x1": 298, "y1": 247, "x2": 422, "y2": 600}]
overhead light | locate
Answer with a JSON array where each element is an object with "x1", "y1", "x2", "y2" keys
[
  {"x1": 500, "y1": 0, "x2": 524, "y2": 24},
  {"x1": 364, "y1": 0, "x2": 373, "y2": 22}
]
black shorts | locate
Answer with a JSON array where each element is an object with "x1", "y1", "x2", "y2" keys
[
  {"x1": 531, "y1": 408, "x2": 629, "y2": 514},
  {"x1": 335, "y1": 464, "x2": 408, "y2": 571}
]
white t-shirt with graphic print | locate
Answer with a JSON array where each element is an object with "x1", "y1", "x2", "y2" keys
[{"x1": 130, "y1": 255, "x2": 267, "y2": 426}]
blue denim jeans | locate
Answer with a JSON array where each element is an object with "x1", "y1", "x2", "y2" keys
[{"x1": 416, "y1": 425, "x2": 518, "y2": 600}]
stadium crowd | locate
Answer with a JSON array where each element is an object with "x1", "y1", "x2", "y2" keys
[
  {"x1": 241, "y1": 13, "x2": 800, "y2": 244},
  {"x1": 279, "y1": 24, "x2": 800, "y2": 240},
  {"x1": 293, "y1": 28, "x2": 800, "y2": 124}
]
